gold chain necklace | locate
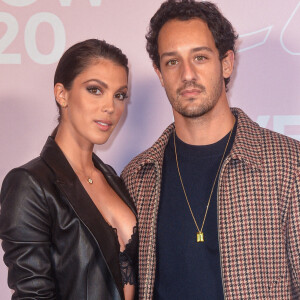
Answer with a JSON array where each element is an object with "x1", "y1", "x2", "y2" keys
[
  {"x1": 63, "y1": 152, "x2": 95, "y2": 184},
  {"x1": 173, "y1": 126, "x2": 234, "y2": 242},
  {"x1": 72, "y1": 166, "x2": 95, "y2": 184},
  {"x1": 82, "y1": 169, "x2": 94, "y2": 184}
]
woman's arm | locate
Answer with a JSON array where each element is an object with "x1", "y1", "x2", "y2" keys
[{"x1": 0, "y1": 169, "x2": 56, "y2": 299}]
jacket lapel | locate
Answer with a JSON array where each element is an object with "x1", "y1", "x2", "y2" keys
[
  {"x1": 93, "y1": 154, "x2": 137, "y2": 218},
  {"x1": 40, "y1": 137, "x2": 134, "y2": 300},
  {"x1": 230, "y1": 108, "x2": 263, "y2": 169}
]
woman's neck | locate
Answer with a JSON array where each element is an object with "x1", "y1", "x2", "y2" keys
[{"x1": 54, "y1": 124, "x2": 94, "y2": 172}]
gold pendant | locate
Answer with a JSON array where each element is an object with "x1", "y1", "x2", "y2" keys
[
  {"x1": 197, "y1": 232, "x2": 204, "y2": 242},
  {"x1": 87, "y1": 178, "x2": 93, "y2": 184}
]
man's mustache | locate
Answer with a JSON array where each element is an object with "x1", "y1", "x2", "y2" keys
[{"x1": 177, "y1": 81, "x2": 206, "y2": 95}]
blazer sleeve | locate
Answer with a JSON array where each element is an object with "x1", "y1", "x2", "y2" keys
[
  {"x1": 287, "y1": 168, "x2": 300, "y2": 295},
  {"x1": 0, "y1": 168, "x2": 56, "y2": 299}
]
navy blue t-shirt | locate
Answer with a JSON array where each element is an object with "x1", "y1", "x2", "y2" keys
[{"x1": 154, "y1": 125, "x2": 236, "y2": 299}]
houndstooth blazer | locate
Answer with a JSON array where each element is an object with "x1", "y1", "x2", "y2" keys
[{"x1": 121, "y1": 108, "x2": 300, "y2": 300}]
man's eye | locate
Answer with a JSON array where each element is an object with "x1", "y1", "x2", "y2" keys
[
  {"x1": 87, "y1": 87, "x2": 101, "y2": 95},
  {"x1": 195, "y1": 55, "x2": 206, "y2": 62},
  {"x1": 166, "y1": 59, "x2": 178, "y2": 66},
  {"x1": 115, "y1": 92, "x2": 128, "y2": 101}
]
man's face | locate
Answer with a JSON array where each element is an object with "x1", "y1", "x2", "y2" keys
[{"x1": 155, "y1": 18, "x2": 233, "y2": 119}]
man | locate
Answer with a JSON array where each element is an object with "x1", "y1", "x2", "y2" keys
[{"x1": 122, "y1": 0, "x2": 300, "y2": 299}]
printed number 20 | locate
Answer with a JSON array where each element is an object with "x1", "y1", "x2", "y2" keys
[{"x1": 0, "y1": 12, "x2": 66, "y2": 64}]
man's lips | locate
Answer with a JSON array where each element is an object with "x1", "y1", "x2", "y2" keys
[
  {"x1": 95, "y1": 120, "x2": 112, "y2": 131},
  {"x1": 180, "y1": 88, "x2": 202, "y2": 96}
]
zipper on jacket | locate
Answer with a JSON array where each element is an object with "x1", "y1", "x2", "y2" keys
[{"x1": 217, "y1": 155, "x2": 231, "y2": 300}]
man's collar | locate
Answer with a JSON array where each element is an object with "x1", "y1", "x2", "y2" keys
[
  {"x1": 230, "y1": 107, "x2": 263, "y2": 169},
  {"x1": 134, "y1": 107, "x2": 263, "y2": 170}
]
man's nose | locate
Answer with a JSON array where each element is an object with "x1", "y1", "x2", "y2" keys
[{"x1": 180, "y1": 60, "x2": 197, "y2": 82}]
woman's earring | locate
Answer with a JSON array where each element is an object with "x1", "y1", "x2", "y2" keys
[{"x1": 61, "y1": 101, "x2": 67, "y2": 108}]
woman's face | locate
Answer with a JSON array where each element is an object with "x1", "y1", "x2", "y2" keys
[{"x1": 57, "y1": 58, "x2": 128, "y2": 146}]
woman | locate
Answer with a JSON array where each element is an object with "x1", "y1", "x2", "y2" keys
[{"x1": 0, "y1": 39, "x2": 137, "y2": 300}]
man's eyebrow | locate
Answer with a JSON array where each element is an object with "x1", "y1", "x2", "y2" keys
[
  {"x1": 160, "y1": 51, "x2": 177, "y2": 60},
  {"x1": 160, "y1": 47, "x2": 213, "y2": 60},
  {"x1": 83, "y1": 79, "x2": 108, "y2": 89},
  {"x1": 191, "y1": 46, "x2": 213, "y2": 53}
]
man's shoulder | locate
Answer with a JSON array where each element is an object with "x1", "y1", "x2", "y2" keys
[
  {"x1": 259, "y1": 126, "x2": 300, "y2": 159},
  {"x1": 260, "y1": 125, "x2": 300, "y2": 146},
  {"x1": 122, "y1": 123, "x2": 175, "y2": 178},
  {"x1": 121, "y1": 148, "x2": 151, "y2": 177},
  {"x1": 233, "y1": 107, "x2": 300, "y2": 154},
  {"x1": 230, "y1": 108, "x2": 300, "y2": 169}
]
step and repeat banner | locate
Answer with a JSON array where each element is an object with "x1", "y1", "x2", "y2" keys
[{"x1": 1, "y1": 0, "x2": 300, "y2": 297}]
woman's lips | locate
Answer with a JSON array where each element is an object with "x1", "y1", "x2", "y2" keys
[{"x1": 95, "y1": 120, "x2": 112, "y2": 131}]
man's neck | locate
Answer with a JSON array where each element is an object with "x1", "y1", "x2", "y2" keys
[{"x1": 174, "y1": 102, "x2": 235, "y2": 146}]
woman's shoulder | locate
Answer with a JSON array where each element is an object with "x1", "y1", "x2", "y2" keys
[
  {"x1": 3, "y1": 156, "x2": 52, "y2": 185},
  {"x1": 0, "y1": 157, "x2": 53, "y2": 238},
  {"x1": 0, "y1": 156, "x2": 56, "y2": 208},
  {"x1": 0, "y1": 158, "x2": 51, "y2": 241}
]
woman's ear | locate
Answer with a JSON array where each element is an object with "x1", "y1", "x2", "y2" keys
[{"x1": 54, "y1": 83, "x2": 68, "y2": 108}]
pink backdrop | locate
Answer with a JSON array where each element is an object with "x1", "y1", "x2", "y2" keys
[{"x1": 1, "y1": 0, "x2": 300, "y2": 297}]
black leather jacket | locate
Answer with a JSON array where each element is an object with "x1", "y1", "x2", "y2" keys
[{"x1": 0, "y1": 137, "x2": 137, "y2": 300}]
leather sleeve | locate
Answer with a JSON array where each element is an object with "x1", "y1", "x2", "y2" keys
[{"x1": 0, "y1": 168, "x2": 56, "y2": 299}]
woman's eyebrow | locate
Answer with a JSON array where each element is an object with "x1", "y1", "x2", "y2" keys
[{"x1": 83, "y1": 79, "x2": 108, "y2": 89}]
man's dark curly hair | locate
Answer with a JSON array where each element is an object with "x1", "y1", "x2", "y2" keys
[{"x1": 146, "y1": 0, "x2": 238, "y2": 88}]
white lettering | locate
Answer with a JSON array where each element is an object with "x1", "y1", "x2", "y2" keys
[
  {"x1": 25, "y1": 13, "x2": 66, "y2": 64},
  {"x1": 280, "y1": 2, "x2": 300, "y2": 55},
  {"x1": 0, "y1": 12, "x2": 21, "y2": 64},
  {"x1": 1, "y1": 0, "x2": 37, "y2": 7},
  {"x1": 59, "y1": 0, "x2": 102, "y2": 6}
]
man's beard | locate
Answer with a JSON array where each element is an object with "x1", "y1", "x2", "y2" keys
[{"x1": 167, "y1": 75, "x2": 224, "y2": 119}]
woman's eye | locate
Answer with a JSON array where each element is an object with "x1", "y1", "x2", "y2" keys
[
  {"x1": 115, "y1": 92, "x2": 128, "y2": 101},
  {"x1": 166, "y1": 59, "x2": 178, "y2": 66},
  {"x1": 87, "y1": 87, "x2": 102, "y2": 95}
]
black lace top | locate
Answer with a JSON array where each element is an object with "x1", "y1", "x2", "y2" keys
[{"x1": 112, "y1": 225, "x2": 138, "y2": 286}]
